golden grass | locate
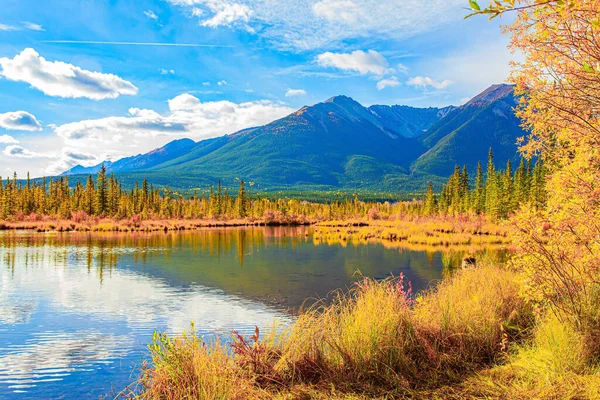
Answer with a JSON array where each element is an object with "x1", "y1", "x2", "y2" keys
[
  {"x1": 314, "y1": 217, "x2": 511, "y2": 249},
  {"x1": 125, "y1": 263, "x2": 534, "y2": 399},
  {"x1": 0, "y1": 217, "x2": 311, "y2": 233},
  {"x1": 426, "y1": 312, "x2": 600, "y2": 399}
]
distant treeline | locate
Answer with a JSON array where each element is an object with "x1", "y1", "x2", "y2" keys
[{"x1": 0, "y1": 149, "x2": 545, "y2": 222}]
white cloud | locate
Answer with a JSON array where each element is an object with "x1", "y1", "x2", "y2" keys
[
  {"x1": 0, "y1": 111, "x2": 42, "y2": 131},
  {"x1": 47, "y1": 94, "x2": 293, "y2": 173},
  {"x1": 168, "y1": 93, "x2": 202, "y2": 110},
  {"x1": 397, "y1": 63, "x2": 409, "y2": 74},
  {"x1": 376, "y1": 77, "x2": 400, "y2": 90},
  {"x1": 407, "y1": 76, "x2": 452, "y2": 90},
  {"x1": 199, "y1": 1, "x2": 253, "y2": 29},
  {"x1": 166, "y1": 0, "x2": 465, "y2": 51},
  {"x1": 0, "y1": 23, "x2": 18, "y2": 31},
  {"x1": 285, "y1": 89, "x2": 306, "y2": 97},
  {"x1": 160, "y1": 68, "x2": 175, "y2": 75},
  {"x1": 313, "y1": 0, "x2": 360, "y2": 23},
  {"x1": 144, "y1": 10, "x2": 159, "y2": 20},
  {"x1": 44, "y1": 148, "x2": 100, "y2": 174},
  {"x1": 317, "y1": 50, "x2": 391, "y2": 76},
  {"x1": 217, "y1": 80, "x2": 227, "y2": 86},
  {"x1": 54, "y1": 95, "x2": 293, "y2": 143},
  {"x1": 21, "y1": 22, "x2": 44, "y2": 31},
  {"x1": 3, "y1": 145, "x2": 49, "y2": 159},
  {"x1": 203, "y1": 81, "x2": 211, "y2": 86},
  {"x1": 0, "y1": 135, "x2": 19, "y2": 144},
  {"x1": 0, "y1": 22, "x2": 44, "y2": 31},
  {"x1": 0, "y1": 48, "x2": 139, "y2": 100}
]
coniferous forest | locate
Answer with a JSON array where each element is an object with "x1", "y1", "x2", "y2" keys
[{"x1": 0, "y1": 148, "x2": 544, "y2": 223}]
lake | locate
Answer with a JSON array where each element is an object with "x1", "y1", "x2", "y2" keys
[{"x1": 0, "y1": 227, "x2": 505, "y2": 399}]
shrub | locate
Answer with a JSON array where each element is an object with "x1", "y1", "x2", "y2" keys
[
  {"x1": 367, "y1": 207, "x2": 381, "y2": 220},
  {"x1": 71, "y1": 211, "x2": 89, "y2": 224}
]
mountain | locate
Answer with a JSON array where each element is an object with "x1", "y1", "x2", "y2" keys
[
  {"x1": 62, "y1": 138, "x2": 197, "y2": 176},
  {"x1": 136, "y1": 95, "x2": 428, "y2": 188},
  {"x1": 411, "y1": 84, "x2": 524, "y2": 176},
  {"x1": 368, "y1": 105, "x2": 456, "y2": 138},
  {"x1": 63, "y1": 84, "x2": 526, "y2": 192}
]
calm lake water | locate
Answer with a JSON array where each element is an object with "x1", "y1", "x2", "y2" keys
[{"x1": 0, "y1": 227, "x2": 505, "y2": 399}]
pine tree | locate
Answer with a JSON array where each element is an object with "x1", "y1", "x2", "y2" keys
[
  {"x1": 235, "y1": 180, "x2": 247, "y2": 218},
  {"x1": 485, "y1": 148, "x2": 500, "y2": 219},
  {"x1": 423, "y1": 182, "x2": 436, "y2": 216},
  {"x1": 473, "y1": 161, "x2": 485, "y2": 214},
  {"x1": 95, "y1": 164, "x2": 108, "y2": 215},
  {"x1": 85, "y1": 175, "x2": 95, "y2": 215}
]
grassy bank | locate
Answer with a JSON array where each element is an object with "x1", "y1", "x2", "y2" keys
[
  {"x1": 120, "y1": 261, "x2": 598, "y2": 399},
  {"x1": 315, "y1": 216, "x2": 511, "y2": 247},
  {"x1": 0, "y1": 215, "x2": 312, "y2": 232}
]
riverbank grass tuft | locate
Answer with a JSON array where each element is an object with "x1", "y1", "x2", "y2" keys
[{"x1": 128, "y1": 262, "x2": 533, "y2": 399}]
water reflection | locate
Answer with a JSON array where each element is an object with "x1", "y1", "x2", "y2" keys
[
  {"x1": 0, "y1": 227, "x2": 506, "y2": 399},
  {"x1": 0, "y1": 330, "x2": 131, "y2": 390}
]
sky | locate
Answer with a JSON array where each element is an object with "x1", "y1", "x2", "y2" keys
[{"x1": 0, "y1": 0, "x2": 515, "y2": 178}]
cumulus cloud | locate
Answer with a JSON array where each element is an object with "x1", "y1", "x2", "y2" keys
[
  {"x1": 168, "y1": 93, "x2": 202, "y2": 111},
  {"x1": 0, "y1": 111, "x2": 42, "y2": 131},
  {"x1": 166, "y1": 0, "x2": 465, "y2": 51},
  {"x1": 3, "y1": 145, "x2": 48, "y2": 159},
  {"x1": 0, "y1": 135, "x2": 19, "y2": 144},
  {"x1": 63, "y1": 149, "x2": 96, "y2": 161},
  {"x1": 285, "y1": 89, "x2": 306, "y2": 97},
  {"x1": 217, "y1": 80, "x2": 227, "y2": 86},
  {"x1": 160, "y1": 68, "x2": 175, "y2": 75},
  {"x1": 0, "y1": 48, "x2": 139, "y2": 100},
  {"x1": 313, "y1": 0, "x2": 360, "y2": 23},
  {"x1": 376, "y1": 77, "x2": 400, "y2": 90},
  {"x1": 201, "y1": 2, "x2": 253, "y2": 29},
  {"x1": 407, "y1": 76, "x2": 452, "y2": 90},
  {"x1": 144, "y1": 10, "x2": 159, "y2": 20},
  {"x1": 48, "y1": 94, "x2": 293, "y2": 172},
  {"x1": 317, "y1": 50, "x2": 391, "y2": 76},
  {"x1": 54, "y1": 95, "x2": 293, "y2": 143}
]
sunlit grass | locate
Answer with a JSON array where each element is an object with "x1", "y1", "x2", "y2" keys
[
  {"x1": 126, "y1": 262, "x2": 534, "y2": 399},
  {"x1": 314, "y1": 217, "x2": 511, "y2": 251}
]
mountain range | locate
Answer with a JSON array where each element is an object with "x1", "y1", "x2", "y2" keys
[{"x1": 62, "y1": 84, "x2": 526, "y2": 193}]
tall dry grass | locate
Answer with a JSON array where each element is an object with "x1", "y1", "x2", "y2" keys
[{"x1": 126, "y1": 263, "x2": 533, "y2": 399}]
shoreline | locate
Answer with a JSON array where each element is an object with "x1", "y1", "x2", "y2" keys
[{"x1": 0, "y1": 218, "x2": 314, "y2": 232}]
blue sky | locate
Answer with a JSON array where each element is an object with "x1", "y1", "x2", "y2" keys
[{"x1": 0, "y1": 0, "x2": 514, "y2": 177}]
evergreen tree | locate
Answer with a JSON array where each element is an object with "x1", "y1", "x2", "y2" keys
[
  {"x1": 95, "y1": 164, "x2": 108, "y2": 215},
  {"x1": 423, "y1": 182, "x2": 436, "y2": 216},
  {"x1": 82, "y1": 175, "x2": 93, "y2": 215},
  {"x1": 485, "y1": 148, "x2": 501, "y2": 219},
  {"x1": 473, "y1": 161, "x2": 485, "y2": 213},
  {"x1": 235, "y1": 180, "x2": 247, "y2": 218}
]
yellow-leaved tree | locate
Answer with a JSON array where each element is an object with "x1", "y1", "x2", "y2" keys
[{"x1": 470, "y1": 0, "x2": 600, "y2": 334}]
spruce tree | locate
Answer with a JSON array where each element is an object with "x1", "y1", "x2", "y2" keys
[
  {"x1": 235, "y1": 180, "x2": 247, "y2": 218},
  {"x1": 95, "y1": 164, "x2": 108, "y2": 215}
]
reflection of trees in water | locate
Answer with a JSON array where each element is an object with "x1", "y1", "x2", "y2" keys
[
  {"x1": 0, "y1": 228, "x2": 507, "y2": 309},
  {"x1": 0, "y1": 227, "x2": 313, "y2": 275}
]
